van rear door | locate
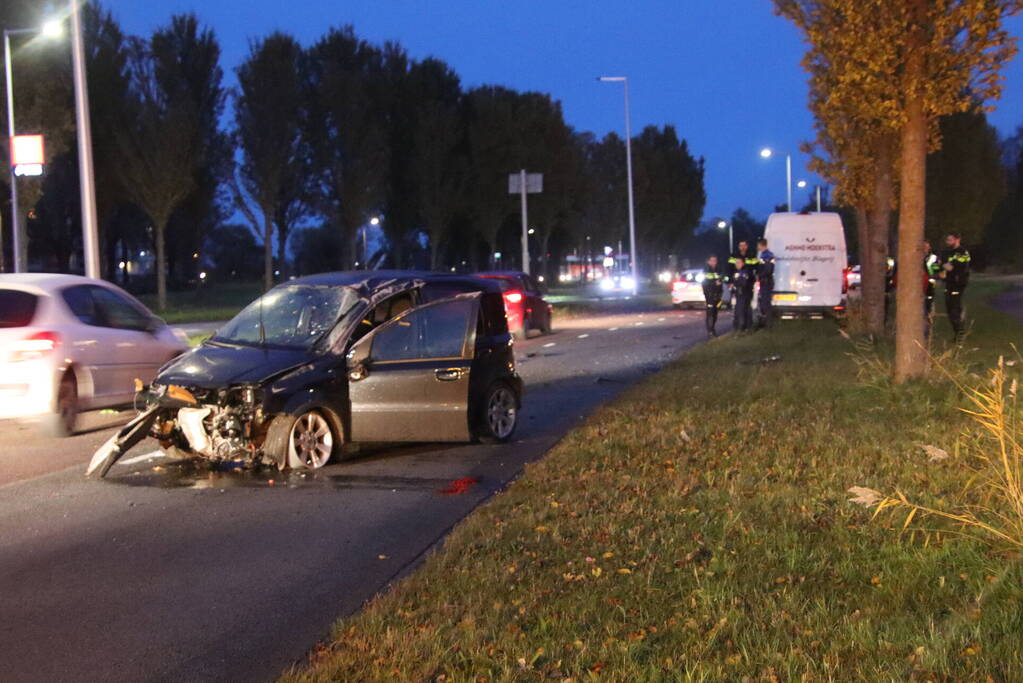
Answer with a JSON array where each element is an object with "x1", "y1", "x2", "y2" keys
[{"x1": 765, "y1": 212, "x2": 847, "y2": 312}]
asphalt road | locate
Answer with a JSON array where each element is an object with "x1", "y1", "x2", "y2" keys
[{"x1": 0, "y1": 303, "x2": 718, "y2": 682}]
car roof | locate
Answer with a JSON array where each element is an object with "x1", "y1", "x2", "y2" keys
[
  {"x1": 0, "y1": 272, "x2": 110, "y2": 295},
  {"x1": 285, "y1": 270, "x2": 504, "y2": 295}
]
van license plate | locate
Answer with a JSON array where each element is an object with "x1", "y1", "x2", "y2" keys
[{"x1": 773, "y1": 293, "x2": 797, "y2": 302}]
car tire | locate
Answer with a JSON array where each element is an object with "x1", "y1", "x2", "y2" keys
[
  {"x1": 475, "y1": 382, "x2": 519, "y2": 444},
  {"x1": 264, "y1": 408, "x2": 338, "y2": 470},
  {"x1": 539, "y1": 312, "x2": 552, "y2": 335},
  {"x1": 43, "y1": 372, "x2": 78, "y2": 438}
]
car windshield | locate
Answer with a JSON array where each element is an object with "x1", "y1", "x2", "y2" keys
[{"x1": 212, "y1": 285, "x2": 360, "y2": 349}]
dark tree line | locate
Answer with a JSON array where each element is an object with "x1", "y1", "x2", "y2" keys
[{"x1": 1, "y1": 5, "x2": 706, "y2": 309}]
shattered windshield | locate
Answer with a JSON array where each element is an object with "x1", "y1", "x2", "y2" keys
[{"x1": 212, "y1": 285, "x2": 360, "y2": 349}]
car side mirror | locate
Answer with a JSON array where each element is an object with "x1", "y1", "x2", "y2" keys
[{"x1": 346, "y1": 340, "x2": 371, "y2": 381}]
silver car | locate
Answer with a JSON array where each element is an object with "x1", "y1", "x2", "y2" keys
[{"x1": 0, "y1": 274, "x2": 188, "y2": 436}]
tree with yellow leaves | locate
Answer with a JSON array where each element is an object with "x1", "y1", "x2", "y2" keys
[{"x1": 775, "y1": 0, "x2": 1021, "y2": 381}]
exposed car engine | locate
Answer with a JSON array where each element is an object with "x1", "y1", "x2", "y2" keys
[{"x1": 149, "y1": 384, "x2": 269, "y2": 466}]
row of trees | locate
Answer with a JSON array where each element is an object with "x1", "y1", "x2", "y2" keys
[
  {"x1": 1, "y1": 5, "x2": 706, "y2": 309},
  {"x1": 775, "y1": 0, "x2": 1022, "y2": 381}
]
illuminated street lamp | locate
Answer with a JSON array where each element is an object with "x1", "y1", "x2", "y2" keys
[
  {"x1": 759, "y1": 147, "x2": 793, "y2": 212},
  {"x1": 598, "y1": 75, "x2": 638, "y2": 296},
  {"x1": 717, "y1": 219, "x2": 733, "y2": 253}
]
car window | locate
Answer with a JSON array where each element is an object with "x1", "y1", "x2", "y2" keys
[
  {"x1": 350, "y1": 292, "x2": 416, "y2": 345},
  {"x1": 216, "y1": 285, "x2": 359, "y2": 349},
  {"x1": 61, "y1": 285, "x2": 104, "y2": 327},
  {"x1": 0, "y1": 289, "x2": 39, "y2": 328},
  {"x1": 371, "y1": 298, "x2": 475, "y2": 362},
  {"x1": 91, "y1": 287, "x2": 152, "y2": 331}
]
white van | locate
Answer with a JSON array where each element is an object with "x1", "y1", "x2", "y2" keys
[{"x1": 763, "y1": 212, "x2": 848, "y2": 318}]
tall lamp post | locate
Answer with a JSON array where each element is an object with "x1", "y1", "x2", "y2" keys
[
  {"x1": 4, "y1": 21, "x2": 61, "y2": 272},
  {"x1": 717, "y1": 220, "x2": 732, "y2": 254},
  {"x1": 759, "y1": 147, "x2": 793, "y2": 212},
  {"x1": 4, "y1": 9, "x2": 99, "y2": 277},
  {"x1": 598, "y1": 76, "x2": 638, "y2": 296}
]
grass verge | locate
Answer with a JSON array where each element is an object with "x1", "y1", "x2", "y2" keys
[
  {"x1": 139, "y1": 281, "x2": 263, "y2": 323},
  {"x1": 286, "y1": 282, "x2": 1023, "y2": 680}
]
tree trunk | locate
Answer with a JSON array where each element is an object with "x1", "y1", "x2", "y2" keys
[
  {"x1": 276, "y1": 225, "x2": 288, "y2": 281},
  {"x1": 863, "y1": 141, "x2": 894, "y2": 335},
  {"x1": 894, "y1": 6, "x2": 928, "y2": 383},
  {"x1": 155, "y1": 218, "x2": 167, "y2": 312},
  {"x1": 263, "y1": 210, "x2": 274, "y2": 292}
]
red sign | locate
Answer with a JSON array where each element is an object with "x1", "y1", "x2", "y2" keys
[{"x1": 10, "y1": 134, "x2": 44, "y2": 166}]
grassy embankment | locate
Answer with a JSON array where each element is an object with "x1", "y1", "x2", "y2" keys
[
  {"x1": 139, "y1": 281, "x2": 263, "y2": 324},
  {"x1": 286, "y1": 280, "x2": 1023, "y2": 681}
]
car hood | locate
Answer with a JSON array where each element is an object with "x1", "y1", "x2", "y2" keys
[{"x1": 156, "y1": 343, "x2": 314, "y2": 389}]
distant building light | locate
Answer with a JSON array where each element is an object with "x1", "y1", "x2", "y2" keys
[
  {"x1": 11, "y1": 135, "x2": 44, "y2": 166},
  {"x1": 199, "y1": 271, "x2": 207, "y2": 280},
  {"x1": 494, "y1": 252, "x2": 502, "y2": 259},
  {"x1": 118, "y1": 261, "x2": 126, "y2": 270},
  {"x1": 369, "y1": 216, "x2": 381, "y2": 226},
  {"x1": 192, "y1": 252, "x2": 199, "y2": 258},
  {"x1": 527, "y1": 228, "x2": 535, "y2": 235},
  {"x1": 274, "y1": 270, "x2": 280, "y2": 276}
]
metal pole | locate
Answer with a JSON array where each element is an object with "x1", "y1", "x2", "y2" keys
[
  {"x1": 70, "y1": 2, "x2": 101, "y2": 279},
  {"x1": 4, "y1": 30, "x2": 21, "y2": 272},
  {"x1": 729, "y1": 225, "x2": 733, "y2": 254},
  {"x1": 785, "y1": 154, "x2": 792, "y2": 212},
  {"x1": 519, "y1": 169, "x2": 530, "y2": 275},
  {"x1": 816, "y1": 185, "x2": 821, "y2": 212},
  {"x1": 623, "y1": 78, "x2": 638, "y2": 296}
]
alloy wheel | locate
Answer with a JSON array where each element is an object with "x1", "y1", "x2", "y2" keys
[{"x1": 288, "y1": 411, "x2": 333, "y2": 469}]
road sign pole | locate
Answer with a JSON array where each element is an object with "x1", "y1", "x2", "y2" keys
[{"x1": 520, "y1": 169, "x2": 530, "y2": 275}]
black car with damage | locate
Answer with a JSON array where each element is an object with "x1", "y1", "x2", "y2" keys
[{"x1": 87, "y1": 271, "x2": 523, "y2": 477}]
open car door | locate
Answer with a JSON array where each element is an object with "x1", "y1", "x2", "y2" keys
[{"x1": 346, "y1": 293, "x2": 479, "y2": 443}]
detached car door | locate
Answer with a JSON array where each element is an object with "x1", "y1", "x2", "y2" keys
[{"x1": 347, "y1": 294, "x2": 478, "y2": 443}]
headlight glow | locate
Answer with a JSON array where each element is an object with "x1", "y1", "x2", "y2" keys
[
  {"x1": 599, "y1": 278, "x2": 614, "y2": 291},
  {"x1": 620, "y1": 277, "x2": 636, "y2": 290}
]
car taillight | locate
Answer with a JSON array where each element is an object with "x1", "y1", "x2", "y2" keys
[
  {"x1": 9, "y1": 331, "x2": 60, "y2": 363},
  {"x1": 504, "y1": 291, "x2": 523, "y2": 305}
]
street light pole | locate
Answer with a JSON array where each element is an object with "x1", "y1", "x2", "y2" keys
[
  {"x1": 599, "y1": 76, "x2": 638, "y2": 296},
  {"x1": 786, "y1": 154, "x2": 792, "y2": 212},
  {"x1": 70, "y1": 1, "x2": 100, "y2": 279},
  {"x1": 4, "y1": 28, "x2": 30, "y2": 273}
]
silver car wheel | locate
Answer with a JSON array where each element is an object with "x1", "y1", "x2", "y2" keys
[
  {"x1": 288, "y1": 411, "x2": 333, "y2": 469},
  {"x1": 487, "y1": 386, "x2": 517, "y2": 440}
]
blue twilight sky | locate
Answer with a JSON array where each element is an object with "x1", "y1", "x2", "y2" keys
[{"x1": 105, "y1": 0, "x2": 1023, "y2": 224}]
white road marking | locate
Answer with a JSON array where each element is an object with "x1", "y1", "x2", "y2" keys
[
  {"x1": 119, "y1": 450, "x2": 165, "y2": 466},
  {"x1": 543, "y1": 342, "x2": 556, "y2": 348},
  {"x1": 577, "y1": 333, "x2": 589, "y2": 339},
  {"x1": 658, "y1": 317, "x2": 666, "y2": 321},
  {"x1": 609, "y1": 327, "x2": 619, "y2": 331},
  {"x1": 635, "y1": 322, "x2": 645, "y2": 326}
]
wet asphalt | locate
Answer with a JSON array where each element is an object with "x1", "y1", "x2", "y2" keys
[{"x1": 0, "y1": 303, "x2": 716, "y2": 682}]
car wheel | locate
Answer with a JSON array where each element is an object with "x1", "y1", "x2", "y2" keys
[
  {"x1": 476, "y1": 382, "x2": 519, "y2": 444},
  {"x1": 43, "y1": 372, "x2": 78, "y2": 438},
  {"x1": 539, "y1": 312, "x2": 552, "y2": 335},
  {"x1": 265, "y1": 409, "x2": 337, "y2": 470}
]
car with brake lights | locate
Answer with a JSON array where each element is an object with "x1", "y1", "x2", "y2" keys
[
  {"x1": 474, "y1": 270, "x2": 553, "y2": 339},
  {"x1": 0, "y1": 273, "x2": 188, "y2": 436}
]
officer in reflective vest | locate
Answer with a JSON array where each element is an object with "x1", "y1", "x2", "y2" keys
[
  {"x1": 940, "y1": 232, "x2": 970, "y2": 342},
  {"x1": 755, "y1": 238, "x2": 775, "y2": 328},
  {"x1": 728, "y1": 240, "x2": 757, "y2": 333},
  {"x1": 923, "y1": 239, "x2": 940, "y2": 319},
  {"x1": 701, "y1": 254, "x2": 727, "y2": 337}
]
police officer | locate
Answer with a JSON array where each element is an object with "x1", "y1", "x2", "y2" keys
[
  {"x1": 728, "y1": 240, "x2": 757, "y2": 333},
  {"x1": 701, "y1": 254, "x2": 727, "y2": 337},
  {"x1": 940, "y1": 231, "x2": 970, "y2": 342},
  {"x1": 755, "y1": 238, "x2": 775, "y2": 328},
  {"x1": 923, "y1": 239, "x2": 940, "y2": 319}
]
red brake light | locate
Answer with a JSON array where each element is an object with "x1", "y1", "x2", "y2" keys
[
  {"x1": 504, "y1": 291, "x2": 523, "y2": 305},
  {"x1": 9, "y1": 331, "x2": 61, "y2": 363}
]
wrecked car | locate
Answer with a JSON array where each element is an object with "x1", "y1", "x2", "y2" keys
[{"x1": 88, "y1": 271, "x2": 523, "y2": 478}]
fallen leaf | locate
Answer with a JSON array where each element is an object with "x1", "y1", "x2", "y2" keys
[
  {"x1": 617, "y1": 568, "x2": 632, "y2": 575},
  {"x1": 848, "y1": 486, "x2": 883, "y2": 507},
  {"x1": 914, "y1": 442, "x2": 949, "y2": 462}
]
